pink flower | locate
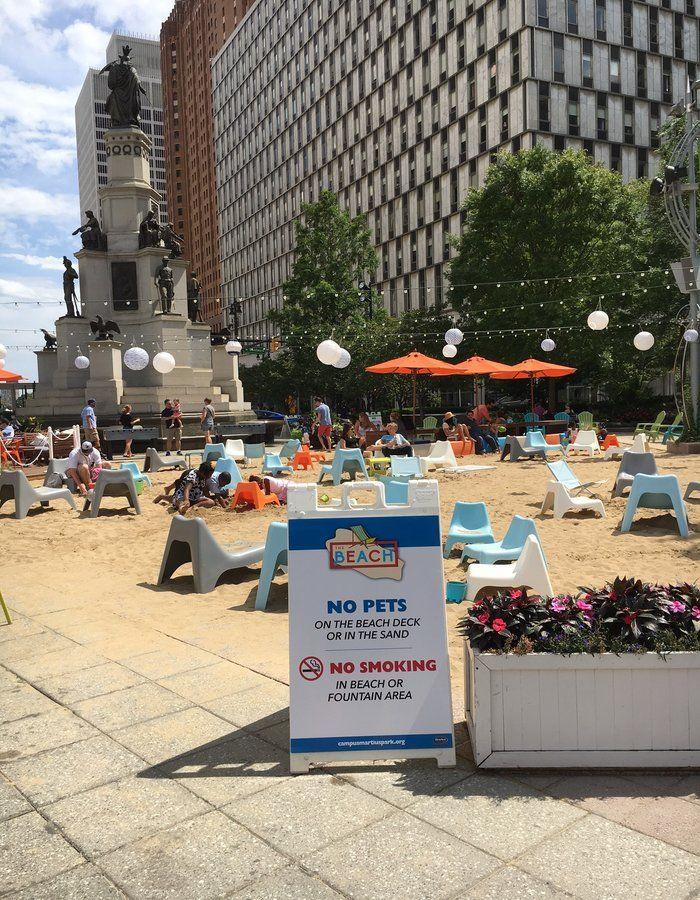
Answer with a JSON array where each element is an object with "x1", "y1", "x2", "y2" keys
[
  {"x1": 477, "y1": 612, "x2": 490, "y2": 624},
  {"x1": 576, "y1": 599, "x2": 593, "y2": 611},
  {"x1": 692, "y1": 607, "x2": 700, "y2": 620},
  {"x1": 509, "y1": 590, "x2": 523, "y2": 600},
  {"x1": 668, "y1": 600, "x2": 686, "y2": 613},
  {"x1": 551, "y1": 599, "x2": 567, "y2": 613},
  {"x1": 492, "y1": 618, "x2": 507, "y2": 632}
]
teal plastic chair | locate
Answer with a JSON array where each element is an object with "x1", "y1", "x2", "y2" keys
[
  {"x1": 243, "y1": 443, "x2": 265, "y2": 465},
  {"x1": 254, "y1": 521, "x2": 289, "y2": 610},
  {"x1": 464, "y1": 515, "x2": 542, "y2": 564},
  {"x1": 445, "y1": 581, "x2": 466, "y2": 604},
  {"x1": 524, "y1": 412, "x2": 543, "y2": 433},
  {"x1": 443, "y1": 501, "x2": 494, "y2": 558},
  {"x1": 318, "y1": 448, "x2": 368, "y2": 486},
  {"x1": 279, "y1": 439, "x2": 301, "y2": 460},
  {"x1": 120, "y1": 461, "x2": 152, "y2": 488},
  {"x1": 525, "y1": 431, "x2": 563, "y2": 454},
  {"x1": 214, "y1": 456, "x2": 242, "y2": 487},
  {"x1": 375, "y1": 476, "x2": 409, "y2": 504},
  {"x1": 262, "y1": 452, "x2": 292, "y2": 475},
  {"x1": 554, "y1": 412, "x2": 570, "y2": 425},
  {"x1": 202, "y1": 443, "x2": 226, "y2": 463},
  {"x1": 620, "y1": 473, "x2": 689, "y2": 538},
  {"x1": 390, "y1": 456, "x2": 423, "y2": 478},
  {"x1": 497, "y1": 436, "x2": 507, "y2": 449}
]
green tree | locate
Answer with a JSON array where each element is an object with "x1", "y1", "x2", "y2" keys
[{"x1": 449, "y1": 146, "x2": 684, "y2": 403}]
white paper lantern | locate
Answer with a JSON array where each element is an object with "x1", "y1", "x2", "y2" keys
[
  {"x1": 684, "y1": 328, "x2": 699, "y2": 343},
  {"x1": 0, "y1": 343, "x2": 6, "y2": 360},
  {"x1": 633, "y1": 330, "x2": 655, "y2": 351},
  {"x1": 123, "y1": 346, "x2": 149, "y2": 371},
  {"x1": 0, "y1": 359, "x2": 5, "y2": 369},
  {"x1": 153, "y1": 351, "x2": 176, "y2": 374},
  {"x1": 445, "y1": 327, "x2": 464, "y2": 345},
  {"x1": 225, "y1": 339, "x2": 242, "y2": 355},
  {"x1": 587, "y1": 309, "x2": 609, "y2": 330},
  {"x1": 541, "y1": 338, "x2": 556, "y2": 352},
  {"x1": 442, "y1": 343, "x2": 458, "y2": 358},
  {"x1": 74, "y1": 355, "x2": 90, "y2": 370},
  {"x1": 333, "y1": 348, "x2": 352, "y2": 368},
  {"x1": 316, "y1": 339, "x2": 342, "y2": 365}
]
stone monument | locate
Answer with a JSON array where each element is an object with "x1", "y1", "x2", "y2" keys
[{"x1": 26, "y1": 45, "x2": 249, "y2": 422}]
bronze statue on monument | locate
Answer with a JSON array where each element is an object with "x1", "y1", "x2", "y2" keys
[
  {"x1": 61, "y1": 256, "x2": 81, "y2": 317},
  {"x1": 100, "y1": 44, "x2": 148, "y2": 128},
  {"x1": 155, "y1": 257, "x2": 175, "y2": 314}
]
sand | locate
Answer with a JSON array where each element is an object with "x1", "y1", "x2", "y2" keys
[{"x1": 3, "y1": 444, "x2": 699, "y2": 695}]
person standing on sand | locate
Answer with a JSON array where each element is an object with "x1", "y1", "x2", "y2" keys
[
  {"x1": 314, "y1": 396, "x2": 332, "y2": 452},
  {"x1": 201, "y1": 398, "x2": 215, "y2": 445}
]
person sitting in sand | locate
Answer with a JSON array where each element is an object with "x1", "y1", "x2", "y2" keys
[
  {"x1": 206, "y1": 469, "x2": 232, "y2": 507},
  {"x1": 66, "y1": 440, "x2": 111, "y2": 496},
  {"x1": 365, "y1": 422, "x2": 412, "y2": 457},
  {"x1": 154, "y1": 462, "x2": 216, "y2": 514},
  {"x1": 338, "y1": 421, "x2": 360, "y2": 449},
  {"x1": 248, "y1": 474, "x2": 290, "y2": 504}
]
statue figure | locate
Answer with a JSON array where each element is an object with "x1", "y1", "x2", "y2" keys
[
  {"x1": 62, "y1": 256, "x2": 80, "y2": 317},
  {"x1": 155, "y1": 257, "x2": 175, "y2": 314},
  {"x1": 90, "y1": 315, "x2": 121, "y2": 341},
  {"x1": 187, "y1": 272, "x2": 203, "y2": 322},
  {"x1": 100, "y1": 44, "x2": 148, "y2": 128},
  {"x1": 72, "y1": 211, "x2": 106, "y2": 251},
  {"x1": 211, "y1": 327, "x2": 231, "y2": 346},
  {"x1": 40, "y1": 329, "x2": 57, "y2": 351},
  {"x1": 139, "y1": 210, "x2": 161, "y2": 248},
  {"x1": 160, "y1": 221, "x2": 184, "y2": 257}
]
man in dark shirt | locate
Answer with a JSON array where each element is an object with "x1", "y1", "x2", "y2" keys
[{"x1": 160, "y1": 399, "x2": 174, "y2": 454}]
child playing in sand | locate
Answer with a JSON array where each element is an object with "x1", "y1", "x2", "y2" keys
[
  {"x1": 248, "y1": 474, "x2": 290, "y2": 504},
  {"x1": 153, "y1": 462, "x2": 216, "y2": 514},
  {"x1": 206, "y1": 469, "x2": 232, "y2": 507}
]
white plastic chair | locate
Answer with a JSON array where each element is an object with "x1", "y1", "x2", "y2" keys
[
  {"x1": 421, "y1": 440, "x2": 458, "y2": 472},
  {"x1": 541, "y1": 480, "x2": 605, "y2": 519},
  {"x1": 605, "y1": 433, "x2": 649, "y2": 460},
  {"x1": 225, "y1": 439, "x2": 245, "y2": 461},
  {"x1": 466, "y1": 535, "x2": 553, "y2": 601},
  {"x1": 566, "y1": 430, "x2": 601, "y2": 457}
]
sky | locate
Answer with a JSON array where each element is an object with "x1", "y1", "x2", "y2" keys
[{"x1": 0, "y1": 0, "x2": 174, "y2": 379}]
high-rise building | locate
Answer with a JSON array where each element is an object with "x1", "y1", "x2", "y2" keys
[
  {"x1": 212, "y1": 0, "x2": 698, "y2": 341},
  {"x1": 160, "y1": 0, "x2": 256, "y2": 326},
  {"x1": 75, "y1": 33, "x2": 167, "y2": 223}
]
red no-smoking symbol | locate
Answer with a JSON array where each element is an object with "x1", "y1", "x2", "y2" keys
[{"x1": 299, "y1": 656, "x2": 324, "y2": 680}]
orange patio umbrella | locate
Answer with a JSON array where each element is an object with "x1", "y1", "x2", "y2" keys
[
  {"x1": 450, "y1": 355, "x2": 514, "y2": 376},
  {"x1": 366, "y1": 351, "x2": 456, "y2": 426},
  {"x1": 490, "y1": 357, "x2": 576, "y2": 415},
  {"x1": 0, "y1": 369, "x2": 23, "y2": 383}
]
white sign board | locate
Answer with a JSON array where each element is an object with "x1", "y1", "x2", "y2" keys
[
  {"x1": 368, "y1": 412, "x2": 383, "y2": 429},
  {"x1": 287, "y1": 480, "x2": 456, "y2": 773}
]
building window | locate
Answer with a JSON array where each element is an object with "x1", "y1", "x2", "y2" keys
[
  {"x1": 649, "y1": 7, "x2": 659, "y2": 52},
  {"x1": 500, "y1": 93, "x2": 509, "y2": 141},
  {"x1": 662, "y1": 57, "x2": 672, "y2": 102},
  {"x1": 623, "y1": 1, "x2": 633, "y2": 46},
  {"x1": 511, "y1": 34, "x2": 520, "y2": 84},
  {"x1": 637, "y1": 148, "x2": 648, "y2": 178},
  {"x1": 476, "y1": 9, "x2": 485, "y2": 54},
  {"x1": 675, "y1": 13, "x2": 684, "y2": 59},
  {"x1": 478, "y1": 105, "x2": 487, "y2": 152},
  {"x1": 553, "y1": 33, "x2": 565, "y2": 83},
  {"x1": 537, "y1": 0, "x2": 549, "y2": 27},
  {"x1": 596, "y1": 92, "x2": 608, "y2": 139},
  {"x1": 624, "y1": 97, "x2": 634, "y2": 143},
  {"x1": 489, "y1": 49, "x2": 497, "y2": 97},
  {"x1": 610, "y1": 46, "x2": 621, "y2": 93},
  {"x1": 498, "y1": 0, "x2": 508, "y2": 38},
  {"x1": 595, "y1": 0, "x2": 606, "y2": 39},
  {"x1": 568, "y1": 87, "x2": 579, "y2": 136},
  {"x1": 468, "y1": 63, "x2": 476, "y2": 110},
  {"x1": 567, "y1": 0, "x2": 578, "y2": 33},
  {"x1": 611, "y1": 143, "x2": 621, "y2": 172},
  {"x1": 636, "y1": 51, "x2": 647, "y2": 98},
  {"x1": 650, "y1": 101, "x2": 660, "y2": 148},
  {"x1": 539, "y1": 82, "x2": 550, "y2": 131},
  {"x1": 582, "y1": 40, "x2": 593, "y2": 86}
]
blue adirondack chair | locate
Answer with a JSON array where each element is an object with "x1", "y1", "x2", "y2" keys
[
  {"x1": 318, "y1": 448, "x2": 368, "y2": 486},
  {"x1": 255, "y1": 521, "x2": 289, "y2": 610},
  {"x1": 525, "y1": 430, "x2": 563, "y2": 454},
  {"x1": 390, "y1": 456, "x2": 423, "y2": 478},
  {"x1": 213, "y1": 456, "x2": 242, "y2": 487},
  {"x1": 202, "y1": 443, "x2": 226, "y2": 464},
  {"x1": 279, "y1": 439, "x2": 301, "y2": 460},
  {"x1": 375, "y1": 476, "x2": 409, "y2": 505},
  {"x1": 120, "y1": 461, "x2": 152, "y2": 488},
  {"x1": 262, "y1": 452, "x2": 292, "y2": 475},
  {"x1": 443, "y1": 501, "x2": 494, "y2": 558},
  {"x1": 243, "y1": 443, "x2": 265, "y2": 465},
  {"x1": 621, "y1": 473, "x2": 689, "y2": 538},
  {"x1": 463, "y1": 515, "x2": 543, "y2": 564},
  {"x1": 523, "y1": 412, "x2": 543, "y2": 434},
  {"x1": 554, "y1": 412, "x2": 570, "y2": 425}
]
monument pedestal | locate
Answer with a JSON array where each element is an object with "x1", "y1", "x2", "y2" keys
[
  {"x1": 85, "y1": 340, "x2": 124, "y2": 413},
  {"x1": 211, "y1": 345, "x2": 249, "y2": 408}
]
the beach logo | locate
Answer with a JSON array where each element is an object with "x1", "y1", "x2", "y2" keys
[{"x1": 326, "y1": 526, "x2": 404, "y2": 581}]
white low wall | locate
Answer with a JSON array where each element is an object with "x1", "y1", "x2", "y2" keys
[{"x1": 464, "y1": 641, "x2": 700, "y2": 767}]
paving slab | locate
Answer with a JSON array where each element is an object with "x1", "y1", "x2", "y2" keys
[
  {"x1": 230, "y1": 865, "x2": 346, "y2": 899},
  {"x1": 1, "y1": 735, "x2": 146, "y2": 806},
  {"x1": 0, "y1": 811, "x2": 84, "y2": 894},
  {"x1": 0, "y1": 631, "x2": 75, "y2": 662},
  {"x1": 0, "y1": 681, "x2": 59, "y2": 723},
  {"x1": 674, "y1": 773, "x2": 700, "y2": 806},
  {"x1": 5, "y1": 863, "x2": 125, "y2": 899},
  {"x1": 5, "y1": 645, "x2": 108, "y2": 682},
  {"x1": 156, "y1": 732, "x2": 290, "y2": 806},
  {"x1": 98, "y1": 810, "x2": 286, "y2": 899},
  {"x1": 35, "y1": 662, "x2": 145, "y2": 705},
  {"x1": 224, "y1": 773, "x2": 393, "y2": 857},
  {"x1": 157, "y1": 660, "x2": 269, "y2": 703},
  {"x1": 44, "y1": 774, "x2": 210, "y2": 857},
  {"x1": 410, "y1": 771, "x2": 586, "y2": 860},
  {"x1": 0, "y1": 616, "x2": 45, "y2": 644},
  {"x1": 72, "y1": 682, "x2": 192, "y2": 732},
  {"x1": 0, "y1": 667, "x2": 21, "y2": 692},
  {"x1": 0, "y1": 708, "x2": 96, "y2": 761},
  {"x1": 517, "y1": 814, "x2": 700, "y2": 900},
  {"x1": 304, "y1": 810, "x2": 499, "y2": 899},
  {"x1": 201, "y1": 682, "x2": 289, "y2": 730},
  {"x1": 460, "y1": 866, "x2": 574, "y2": 898},
  {"x1": 548, "y1": 773, "x2": 661, "y2": 824},
  {"x1": 0, "y1": 774, "x2": 31, "y2": 821},
  {"x1": 617, "y1": 795, "x2": 700, "y2": 855},
  {"x1": 122, "y1": 646, "x2": 222, "y2": 680},
  {"x1": 112, "y1": 707, "x2": 235, "y2": 765}
]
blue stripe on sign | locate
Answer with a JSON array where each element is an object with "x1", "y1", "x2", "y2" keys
[
  {"x1": 290, "y1": 733, "x2": 454, "y2": 753},
  {"x1": 288, "y1": 515, "x2": 440, "y2": 551}
]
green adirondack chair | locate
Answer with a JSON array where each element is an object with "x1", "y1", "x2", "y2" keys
[
  {"x1": 416, "y1": 415, "x2": 438, "y2": 439},
  {"x1": 634, "y1": 411, "x2": 665, "y2": 437},
  {"x1": 577, "y1": 411, "x2": 596, "y2": 430},
  {"x1": 661, "y1": 412, "x2": 684, "y2": 444}
]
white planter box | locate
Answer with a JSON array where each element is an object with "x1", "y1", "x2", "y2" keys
[{"x1": 464, "y1": 641, "x2": 700, "y2": 767}]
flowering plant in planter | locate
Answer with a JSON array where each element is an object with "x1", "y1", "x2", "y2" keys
[{"x1": 457, "y1": 577, "x2": 700, "y2": 654}]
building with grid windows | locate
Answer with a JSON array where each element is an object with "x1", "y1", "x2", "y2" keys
[
  {"x1": 75, "y1": 33, "x2": 167, "y2": 223},
  {"x1": 212, "y1": 0, "x2": 698, "y2": 341}
]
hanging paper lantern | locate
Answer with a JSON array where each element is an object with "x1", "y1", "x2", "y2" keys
[
  {"x1": 442, "y1": 343, "x2": 458, "y2": 358},
  {"x1": 0, "y1": 343, "x2": 6, "y2": 360},
  {"x1": 633, "y1": 331, "x2": 655, "y2": 351},
  {"x1": 541, "y1": 338, "x2": 556, "y2": 352},
  {"x1": 0, "y1": 359, "x2": 5, "y2": 369},
  {"x1": 153, "y1": 351, "x2": 176, "y2": 374},
  {"x1": 225, "y1": 339, "x2": 242, "y2": 355},
  {"x1": 316, "y1": 339, "x2": 342, "y2": 365},
  {"x1": 684, "y1": 328, "x2": 699, "y2": 343},
  {"x1": 74, "y1": 355, "x2": 90, "y2": 369},
  {"x1": 333, "y1": 348, "x2": 351, "y2": 368},
  {"x1": 445, "y1": 327, "x2": 464, "y2": 345},
  {"x1": 587, "y1": 309, "x2": 609, "y2": 330},
  {"x1": 123, "y1": 347, "x2": 149, "y2": 370}
]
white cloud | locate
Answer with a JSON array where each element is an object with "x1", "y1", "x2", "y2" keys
[
  {"x1": 1, "y1": 253, "x2": 65, "y2": 271},
  {"x1": 64, "y1": 21, "x2": 111, "y2": 69},
  {"x1": 79, "y1": 0, "x2": 173, "y2": 38},
  {"x1": 0, "y1": 183, "x2": 78, "y2": 227}
]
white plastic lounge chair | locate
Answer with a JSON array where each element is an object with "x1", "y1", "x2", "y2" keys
[
  {"x1": 224, "y1": 439, "x2": 246, "y2": 461},
  {"x1": 0, "y1": 470, "x2": 76, "y2": 520},
  {"x1": 685, "y1": 481, "x2": 699, "y2": 500},
  {"x1": 144, "y1": 447, "x2": 187, "y2": 472},
  {"x1": 158, "y1": 514, "x2": 265, "y2": 593},
  {"x1": 506, "y1": 435, "x2": 547, "y2": 462},
  {"x1": 421, "y1": 440, "x2": 458, "y2": 472},
  {"x1": 605, "y1": 433, "x2": 649, "y2": 459},
  {"x1": 546, "y1": 460, "x2": 605, "y2": 497},
  {"x1": 540, "y1": 480, "x2": 606, "y2": 519},
  {"x1": 566, "y1": 430, "x2": 601, "y2": 457},
  {"x1": 466, "y1": 535, "x2": 554, "y2": 601}
]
